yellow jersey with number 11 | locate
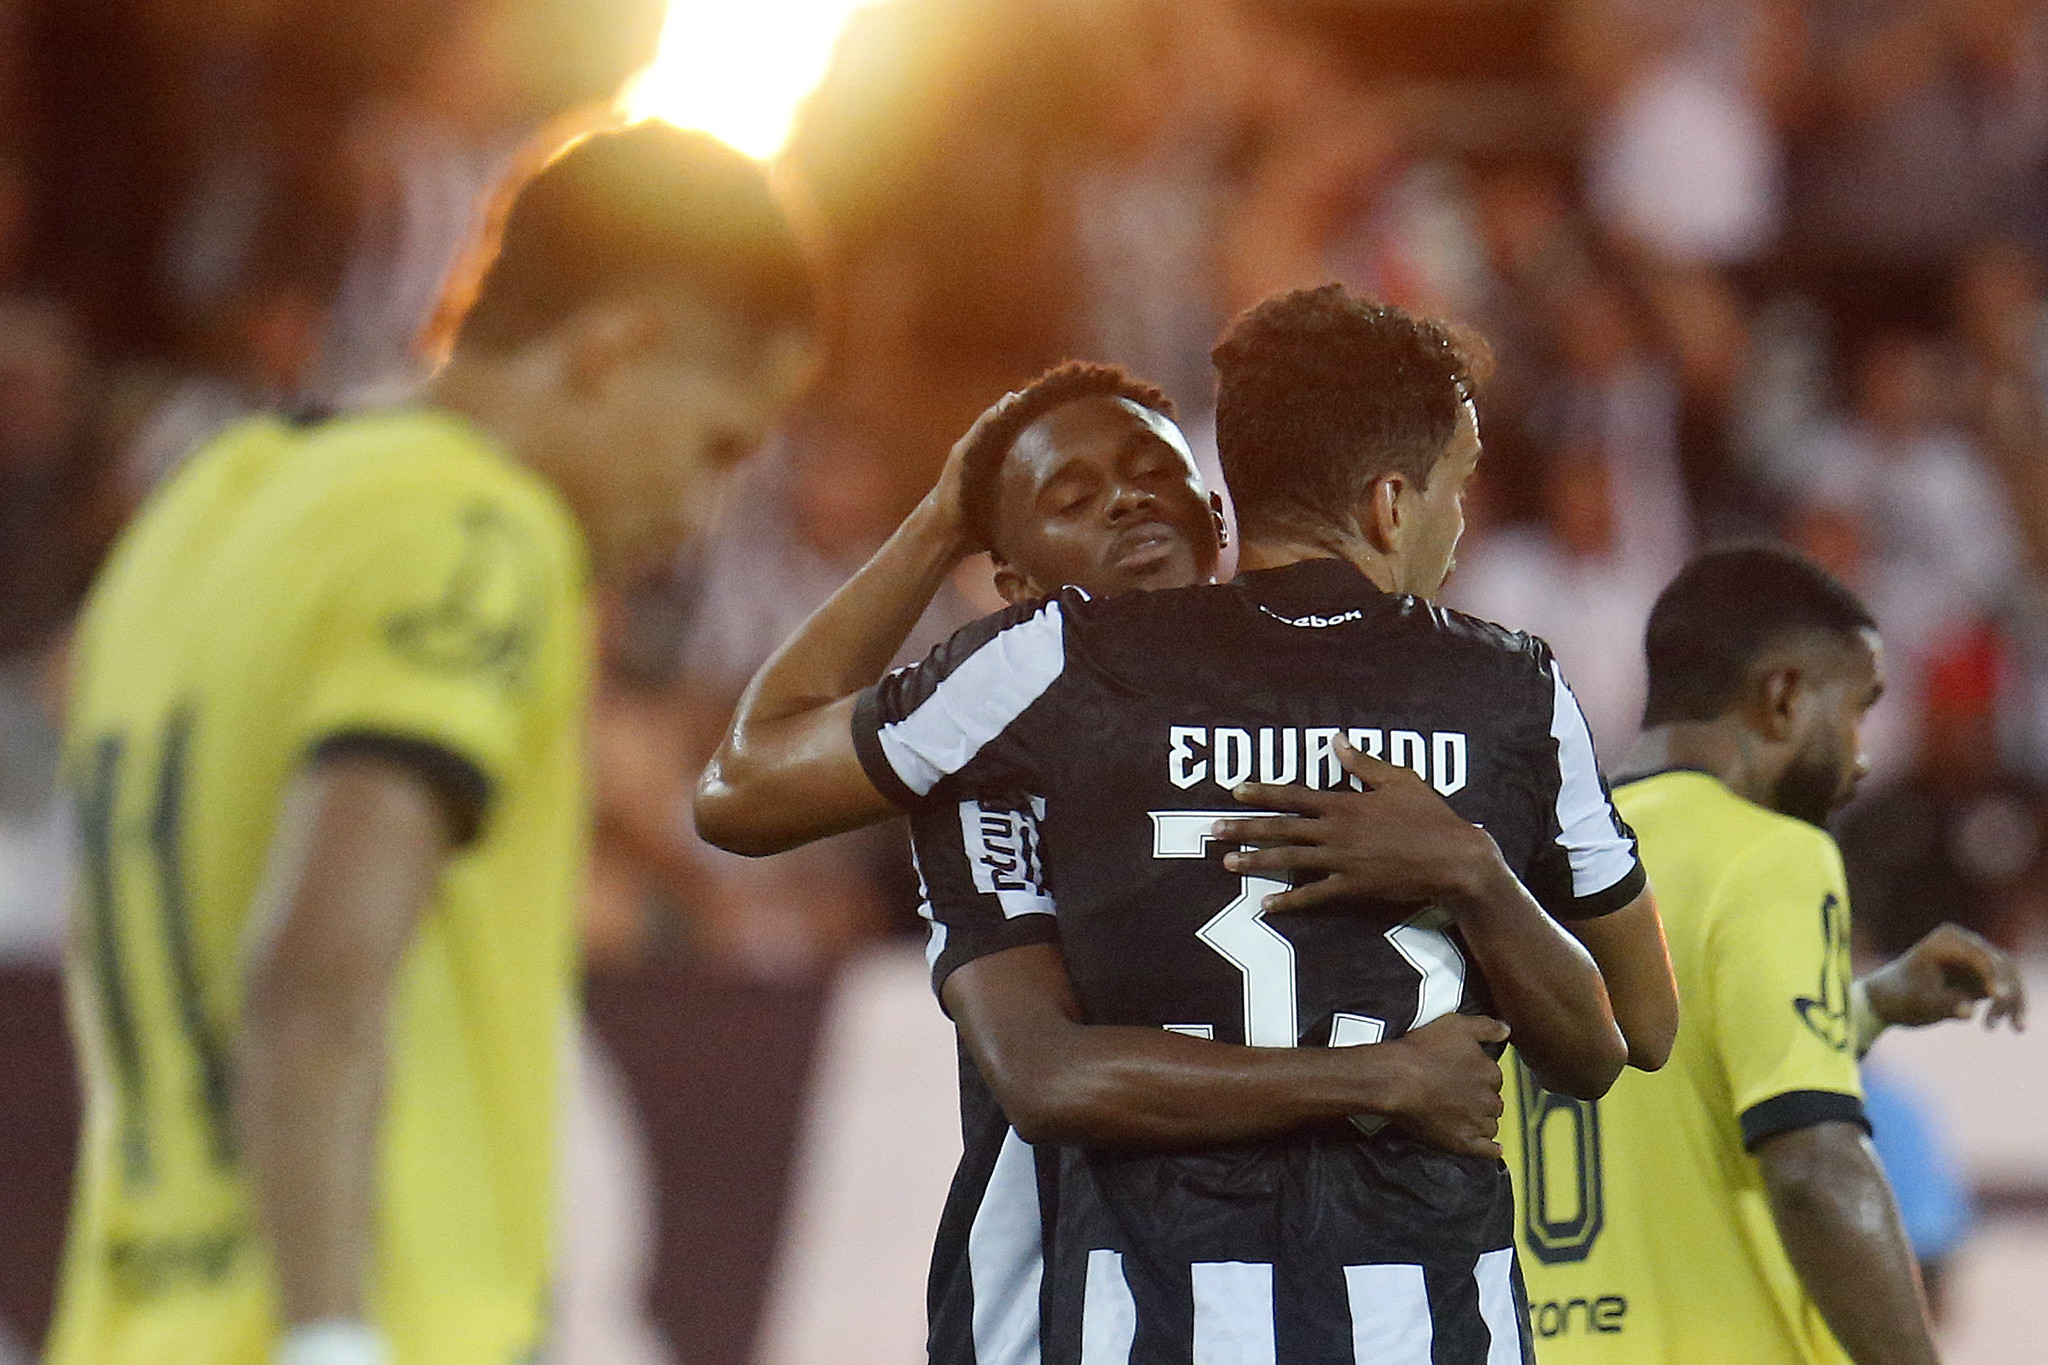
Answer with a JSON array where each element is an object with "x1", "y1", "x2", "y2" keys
[
  {"x1": 1506, "y1": 769, "x2": 1864, "y2": 1365},
  {"x1": 47, "y1": 407, "x2": 593, "y2": 1365}
]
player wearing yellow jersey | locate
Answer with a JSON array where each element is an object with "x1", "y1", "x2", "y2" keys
[
  {"x1": 1507, "y1": 546, "x2": 2025, "y2": 1365},
  {"x1": 48, "y1": 122, "x2": 815, "y2": 1365}
]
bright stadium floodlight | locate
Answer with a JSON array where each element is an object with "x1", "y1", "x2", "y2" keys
[{"x1": 616, "y1": 0, "x2": 876, "y2": 161}]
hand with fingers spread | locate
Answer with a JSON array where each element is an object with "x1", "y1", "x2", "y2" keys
[
  {"x1": 1377, "y1": 1013, "x2": 1511, "y2": 1159},
  {"x1": 921, "y1": 388, "x2": 1025, "y2": 556},
  {"x1": 1864, "y1": 922, "x2": 2027, "y2": 1033},
  {"x1": 1211, "y1": 736, "x2": 1503, "y2": 916}
]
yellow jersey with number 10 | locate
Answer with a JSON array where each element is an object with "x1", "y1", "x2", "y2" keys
[
  {"x1": 47, "y1": 408, "x2": 593, "y2": 1365},
  {"x1": 1505, "y1": 769, "x2": 1863, "y2": 1365}
]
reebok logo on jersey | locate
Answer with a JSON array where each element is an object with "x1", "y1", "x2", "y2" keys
[
  {"x1": 1793, "y1": 892, "x2": 1854, "y2": 1052},
  {"x1": 1168, "y1": 725, "x2": 1469, "y2": 795},
  {"x1": 1258, "y1": 605, "x2": 1364, "y2": 629}
]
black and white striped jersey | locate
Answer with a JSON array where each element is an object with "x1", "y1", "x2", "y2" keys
[
  {"x1": 863, "y1": 558, "x2": 1644, "y2": 1365},
  {"x1": 925, "y1": 1046, "x2": 1057, "y2": 1365}
]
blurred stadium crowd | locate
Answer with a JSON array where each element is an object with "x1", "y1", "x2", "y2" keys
[{"x1": 4, "y1": 0, "x2": 2048, "y2": 1358}]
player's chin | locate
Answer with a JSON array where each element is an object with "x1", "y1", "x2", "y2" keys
[{"x1": 1102, "y1": 548, "x2": 1203, "y2": 596}]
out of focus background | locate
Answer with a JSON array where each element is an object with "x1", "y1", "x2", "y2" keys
[{"x1": 1, "y1": 0, "x2": 2047, "y2": 1361}]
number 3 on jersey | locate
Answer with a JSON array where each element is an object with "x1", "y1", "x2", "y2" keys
[{"x1": 1148, "y1": 811, "x2": 1467, "y2": 1048}]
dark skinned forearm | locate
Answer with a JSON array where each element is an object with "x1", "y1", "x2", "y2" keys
[
  {"x1": 945, "y1": 943, "x2": 1509, "y2": 1156},
  {"x1": 696, "y1": 494, "x2": 970, "y2": 854},
  {"x1": 1440, "y1": 843, "x2": 1626, "y2": 1099},
  {"x1": 1759, "y1": 1122, "x2": 1941, "y2": 1365}
]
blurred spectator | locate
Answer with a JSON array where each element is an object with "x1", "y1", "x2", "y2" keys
[
  {"x1": 1780, "y1": 329, "x2": 2023, "y2": 772},
  {"x1": 1452, "y1": 449, "x2": 1665, "y2": 761},
  {"x1": 0, "y1": 647, "x2": 66, "y2": 963},
  {"x1": 1790, "y1": 0, "x2": 2048, "y2": 322},
  {"x1": 1954, "y1": 237, "x2": 2048, "y2": 574},
  {"x1": 310, "y1": 0, "x2": 546, "y2": 402},
  {"x1": 1570, "y1": 0, "x2": 1804, "y2": 266},
  {"x1": 0, "y1": 296, "x2": 98, "y2": 655}
]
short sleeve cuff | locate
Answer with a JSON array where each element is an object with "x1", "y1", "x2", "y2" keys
[
  {"x1": 851, "y1": 685, "x2": 920, "y2": 810},
  {"x1": 1740, "y1": 1090, "x2": 1870, "y2": 1151},
  {"x1": 931, "y1": 917, "x2": 1063, "y2": 1011},
  {"x1": 309, "y1": 730, "x2": 494, "y2": 845},
  {"x1": 1557, "y1": 860, "x2": 1648, "y2": 921}
]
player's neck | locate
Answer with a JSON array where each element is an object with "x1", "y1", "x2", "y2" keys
[
  {"x1": 1235, "y1": 535, "x2": 1406, "y2": 596},
  {"x1": 1619, "y1": 723, "x2": 1777, "y2": 808},
  {"x1": 424, "y1": 351, "x2": 554, "y2": 471}
]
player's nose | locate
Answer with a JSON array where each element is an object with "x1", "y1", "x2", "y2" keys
[{"x1": 1105, "y1": 480, "x2": 1155, "y2": 521}]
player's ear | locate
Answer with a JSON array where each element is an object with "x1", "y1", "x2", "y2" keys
[
  {"x1": 992, "y1": 557, "x2": 1035, "y2": 606},
  {"x1": 1209, "y1": 491, "x2": 1229, "y2": 552},
  {"x1": 1754, "y1": 663, "x2": 1804, "y2": 742},
  {"x1": 564, "y1": 297, "x2": 667, "y2": 397},
  {"x1": 1365, "y1": 474, "x2": 1404, "y2": 554}
]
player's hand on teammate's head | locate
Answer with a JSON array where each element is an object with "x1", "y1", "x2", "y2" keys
[
  {"x1": 928, "y1": 389, "x2": 1023, "y2": 556},
  {"x1": 1865, "y1": 922, "x2": 2027, "y2": 1033},
  {"x1": 1376, "y1": 1013, "x2": 1510, "y2": 1159},
  {"x1": 1213, "y1": 737, "x2": 1499, "y2": 913}
]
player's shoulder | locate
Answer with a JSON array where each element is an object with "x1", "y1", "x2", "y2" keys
[
  {"x1": 300, "y1": 407, "x2": 565, "y2": 522},
  {"x1": 871, "y1": 591, "x2": 1071, "y2": 720},
  {"x1": 1406, "y1": 598, "x2": 1557, "y2": 673},
  {"x1": 1624, "y1": 770, "x2": 1841, "y2": 880}
]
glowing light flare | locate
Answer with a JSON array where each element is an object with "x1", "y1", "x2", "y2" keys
[{"x1": 616, "y1": 0, "x2": 877, "y2": 161}]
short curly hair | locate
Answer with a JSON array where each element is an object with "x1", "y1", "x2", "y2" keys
[
  {"x1": 959, "y1": 361, "x2": 1177, "y2": 553},
  {"x1": 1643, "y1": 545, "x2": 1877, "y2": 726},
  {"x1": 1212, "y1": 285, "x2": 1479, "y2": 542}
]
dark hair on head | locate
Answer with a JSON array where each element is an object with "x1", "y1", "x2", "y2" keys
[
  {"x1": 444, "y1": 118, "x2": 815, "y2": 356},
  {"x1": 1643, "y1": 544, "x2": 1877, "y2": 726},
  {"x1": 958, "y1": 360, "x2": 1177, "y2": 553},
  {"x1": 1212, "y1": 285, "x2": 1481, "y2": 541}
]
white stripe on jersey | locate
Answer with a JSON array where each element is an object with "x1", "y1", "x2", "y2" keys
[
  {"x1": 1191, "y1": 1261, "x2": 1276, "y2": 1365},
  {"x1": 910, "y1": 846, "x2": 950, "y2": 973},
  {"x1": 969, "y1": 1129, "x2": 1045, "y2": 1365},
  {"x1": 1475, "y1": 1248, "x2": 1521, "y2": 1365},
  {"x1": 1343, "y1": 1263, "x2": 1432, "y2": 1365},
  {"x1": 1547, "y1": 660, "x2": 1637, "y2": 899},
  {"x1": 877, "y1": 605, "x2": 1067, "y2": 797},
  {"x1": 1081, "y1": 1249, "x2": 1138, "y2": 1365}
]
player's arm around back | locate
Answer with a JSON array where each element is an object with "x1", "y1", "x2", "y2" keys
[
  {"x1": 1756, "y1": 1122, "x2": 1942, "y2": 1365},
  {"x1": 696, "y1": 410, "x2": 990, "y2": 855},
  {"x1": 944, "y1": 942, "x2": 1511, "y2": 1156},
  {"x1": 236, "y1": 753, "x2": 460, "y2": 1352},
  {"x1": 1218, "y1": 743, "x2": 1629, "y2": 1098}
]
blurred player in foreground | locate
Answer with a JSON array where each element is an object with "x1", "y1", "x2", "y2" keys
[
  {"x1": 47, "y1": 121, "x2": 814, "y2": 1365},
  {"x1": 1506, "y1": 546, "x2": 2025, "y2": 1365}
]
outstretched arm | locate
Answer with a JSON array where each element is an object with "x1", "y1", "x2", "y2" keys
[
  {"x1": 1213, "y1": 741, "x2": 1631, "y2": 1099},
  {"x1": 945, "y1": 942, "x2": 1510, "y2": 1155},
  {"x1": 1758, "y1": 1122, "x2": 1941, "y2": 1365},
  {"x1": 696, "y1": 410, "x2": 997, "y2": 855},
  {"x1": 1857, "y1": 921, "x2": 2026, "y2": 1054}
]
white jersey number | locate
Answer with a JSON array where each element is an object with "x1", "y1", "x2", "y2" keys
[{"x1": 1149, "y1": 811, "x2": 1467, "y2": 1049}]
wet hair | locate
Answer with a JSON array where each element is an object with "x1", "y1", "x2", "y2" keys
[
  {"x1": 1211, "y1": 285, "x2": 1478, "y2": 541},
  {"x1": 446, "y1": 119, "x2": 814, "y2": 355},
  {"x1": 958, "y1": 360, "x2": 1177, "y2": 553},
  {"x1": 1643, "y1": 545, "x2": 1878, "y2": 726}
]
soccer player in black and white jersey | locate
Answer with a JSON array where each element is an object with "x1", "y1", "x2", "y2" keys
[
  {"x1": 706, "y1": 360, "x2": 1537, "y2": 1365},
  {"x1": 702, "y1": 288, "x2": 1675, "y2": 1363}
]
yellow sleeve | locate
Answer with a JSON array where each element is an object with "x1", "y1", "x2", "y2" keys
[
  {"x1": 1705, "y1": 824, "x2": 1867, "y2": 1151},
  {"x1": 292, "y1": 484, "x2": 573, "y2": 829}
]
